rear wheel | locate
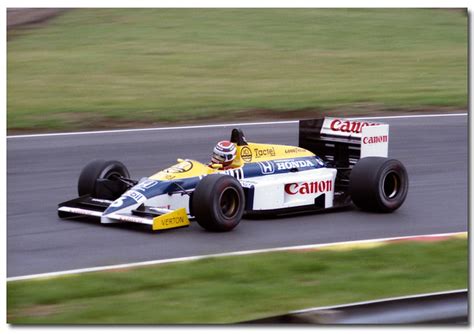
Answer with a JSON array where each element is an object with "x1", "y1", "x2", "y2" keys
[
  {"x1": 78, "y1": 160, "x2": 130, "y2": 200},
  {"x1": 192, "y1": 174, "x2": 245, "y2": 232},
  {"x1": 349, "y1": 157, "x2": 408, "y2": 212}
]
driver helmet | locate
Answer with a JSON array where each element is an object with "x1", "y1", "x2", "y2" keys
[{"x1": 211, "y1": 140, "x2": 237, "y2": 167}]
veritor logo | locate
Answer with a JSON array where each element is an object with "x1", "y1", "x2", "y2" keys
[
  {"x1": 241, "y1": 146, "x2": 253, "y2": 162},
  {"x1": 257, "y1": 161, "x2": 275, "y2": 174},
  {"x1": 285, "y1": 180, "x2": 332, "y2": 195},
  {"x1": 162, "y1": 216, "x2": 185, "y2": 226},
  {"x1": 362, "y1": 135, "x2": 388, "y2": 144},
  {"x1": 330, "y1": 119, "x2": 379, "y2": 133}
]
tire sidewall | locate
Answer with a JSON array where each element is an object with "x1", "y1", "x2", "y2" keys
[
  {"x1": 78, "y1": 160, "x2": 130, "y2": 198},
  {"x1": 192, "y1": 174, "x2": 245, "y2": 232},
  {"x1": 375, "y1": 159, "x2": 409, "y2": 212},
  {"x1": 350, "y1": 157, "x2": 408, "y2": 212},
  {"x1": 210, "y1": 181, "x2": 244, "y2": 226}
]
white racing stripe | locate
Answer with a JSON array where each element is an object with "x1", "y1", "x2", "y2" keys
[
  {"x1": 7, "y1": 231, "x2": 466, "y2": 282},
  {"x1": 7, "y1": 112, "x2": 467, "y2": 139},
  {"x1": 290, "y1": 288, "x2": 468, "y2": 315}
]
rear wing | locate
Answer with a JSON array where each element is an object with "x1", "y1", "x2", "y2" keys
[{"x1": 299, "y1": 117, "x2": 389, "y2": 168}]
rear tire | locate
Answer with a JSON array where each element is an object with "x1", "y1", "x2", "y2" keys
[
  {"x1": 78, "y1": 160, "x2": 130, "y2": 200},
  {"x1": 349, "y1": 157, "x2": 408, "y2": 212},
  {"x1": 192, "y1": 174, "x2": 245, "y2": 232}
]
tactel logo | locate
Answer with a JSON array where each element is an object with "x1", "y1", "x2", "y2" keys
[{"x1": 254, "y1": 147, "x2": 276, "y2": 158}]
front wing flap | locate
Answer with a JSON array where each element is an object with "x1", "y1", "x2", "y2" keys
[{"x1": 58, "y1": 196, "x2": 190, "y2": 231}]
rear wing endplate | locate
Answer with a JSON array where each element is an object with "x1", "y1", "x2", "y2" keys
[{"x1": 299, "y1": 117, "x2": 389, "y2": 167}]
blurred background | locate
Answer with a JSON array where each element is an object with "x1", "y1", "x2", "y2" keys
[
  {"x1": 6, "y1": 8, "x2": 468, "y2": 324},
  {"x1": 7, "y1": 8, "x2": 467, "y2": 133}
]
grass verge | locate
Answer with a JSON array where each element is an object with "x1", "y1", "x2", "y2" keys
[
  {"x1": 7, "y1": 236, "x2": 467, "y2": 324},
  {"x1": 7, "y1": 8, "x2": 467, "y2": 132}
]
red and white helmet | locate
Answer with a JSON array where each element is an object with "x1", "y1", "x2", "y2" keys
[{"x1": 211, "y1": 140, "x2": 237, "y2": 166}]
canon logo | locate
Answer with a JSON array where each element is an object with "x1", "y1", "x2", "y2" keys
[
  {"x1": 285, "y1": 180, "x2": 332, "y2": 195},
  {"x1": 362, "y1": 135, "x2": 388, "y2": 144},
  {"x1": 330, "y1": 119, "x2": 379, "y2": 133}
]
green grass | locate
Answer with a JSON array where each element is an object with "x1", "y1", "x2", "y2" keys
[
  {"x1": 8, "y1": 237, "x2": 467, "y2": 324},
  {"x1": 7, "y1": 9, "x2": 467, "y2": 131}
]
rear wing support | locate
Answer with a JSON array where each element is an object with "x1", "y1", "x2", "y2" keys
[{"x1": 299, "y1": 117, "x2": 389, "y2": 168}]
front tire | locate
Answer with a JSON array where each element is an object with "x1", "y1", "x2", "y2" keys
[
  {"x1": 192, "y1": 174, "x2": 245, "y2": 232},
  {"x1": 349, "y1": 157, "x2": 408, "y2": 212},
  {"x1": 78, "y1": 159, "x2": 130, "y2": 200}
]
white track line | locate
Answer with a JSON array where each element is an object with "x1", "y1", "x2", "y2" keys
[
  {"x1": 7, "y1": 231, "x2": 466, "y2": 282},
  {"x1": 290, "y1": 288, "x2": 468, "y2": 315},
  {"x1": 7, "y1": 112, "x2": 467, "y2": 139}
]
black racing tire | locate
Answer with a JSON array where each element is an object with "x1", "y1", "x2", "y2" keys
[
  {"x1": 192, "y1": 174, "x2": 245, "y2": 232},
  {"x1": 349, "y1": 157, "x2": 408, "y2": 213},
  {"x1": 77, "y1": 159, "x2": 130, "y2": 199}
]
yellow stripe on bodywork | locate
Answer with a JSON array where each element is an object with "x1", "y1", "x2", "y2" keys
[
  {"x1": 152, "y1": 208, "x2": 190, "y2": 230},
  {"x1": 150, "y1": 159, "x2": 215, "y2": 181},
  {"x1": 238, "y1": 143, "x2": 314, "y2": 163},
  {"x1": 149, "y1": 143, "x2": 316, "y2": 181}
]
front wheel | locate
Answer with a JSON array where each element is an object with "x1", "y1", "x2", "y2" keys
[
  {"x1": 349, "y1": 157, "x2": 408, "y2": 212},
  {"x1": 191, "y1": 174, "x2": 245, "y2": 232},
  {"x1": 78, "y1": 159, "x2": 130, "y2": 200}
]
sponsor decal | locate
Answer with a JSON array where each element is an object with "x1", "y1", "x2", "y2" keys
[
  {"x1": 134, "y1": 180, "x2": 158, "y2": 192},
  {"x1": 254, "y1": 147, "x2": 276, "y2": 158},
  {"x1": 314, "y1": 156, "x2": 325, "y2": 166},
  {"x1": 165, "y1": 160, "x2": 193, "y2": 173},
  {"x1": 284, "y1": 147, "x2": 308, "y2": 154},
  {"x1": 276, "y1": 159, "x2": 315, "y2": 170},
  {"x1": 109, "y1": 196, "x2": 126, "y2": 208},
  {"x1": 59, "y1": 207, "x2": 102, "y2": 217},
  {"x1": 111, "y1": 215, "x2": 147, "y2": 224},
  {"x1": 241, "y1": 146, "x2": 253, "y2": 162},
  {"x1": 127, "y1": 190, "x2": 146, "y2": 203},
  {"x1": 329, "y1": 119, "x2": 379, "y2": 134},
  {"x1": 161, "y1": 215, "x2": 186, "y2": 227},
  {"x1": 149, "y1": 205, "x2": 171, "y2": 211},
  {"x1": 362, "y1": 135, "x2": 388, "y2": 144},
  {"x1": 109, "y1": 182, "x2": 155, "y2": 208},
  {"x1": 152, "y1": 208, "x2": 190, "y2": 230},
  {"x1": 240, "y1": 181, "x2": 256, "y2": 187},
  {"x1": 257, "y1": 161, "x2": 275, "y2": 174},
  {"x1": 221, "y1": 168, "x2": 244, "y2": 179},
  {"x1": 91, "y1": 198, "x2": 113, "y2": 204},
  {"x1": 285, "y1": 180, "x2": 333, "y2": 195}
]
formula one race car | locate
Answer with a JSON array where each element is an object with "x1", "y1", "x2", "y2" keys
[{"x1": 58, "y1": 117, "x2": 409, "y2": 232}]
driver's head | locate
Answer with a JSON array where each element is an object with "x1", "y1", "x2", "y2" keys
[{"x1": 211, "y1": 140, "x2": 236, "y2": 167}]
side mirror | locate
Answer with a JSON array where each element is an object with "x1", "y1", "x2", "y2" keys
[
  {"x1": 211, "y1": 163, "x2": 223, "y2": 169},
  {"x1": 177, "y1": 158, "x2": 184, "y2": 163}
]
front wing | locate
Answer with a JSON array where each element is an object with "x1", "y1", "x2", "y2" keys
[{"x1": 58, "y1": 196, "x2": 190, "y2": 230}]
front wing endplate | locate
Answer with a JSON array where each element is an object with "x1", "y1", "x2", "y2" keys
[{"x1": 152, "y1": 208, "x2": 190, "y2": 230}]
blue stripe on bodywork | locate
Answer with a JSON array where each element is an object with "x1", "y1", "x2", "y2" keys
[
  {"x1": 218, "y1": 155, "x2": 326, "y2": 180},
  {"x1": 104, "y1": 156, "x2": 325, "y2": 214},
  {"x1": 104, "y1": 177, "x2": 200, "y2": 215}
]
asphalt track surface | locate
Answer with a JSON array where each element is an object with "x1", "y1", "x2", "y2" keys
[{"x1": 7, "y1": 115, "x2": 468, "y2": 277}]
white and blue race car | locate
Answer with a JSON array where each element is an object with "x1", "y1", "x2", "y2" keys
[{"x1": 58, "y1": 117, "x2": 409, "y2": 232}]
